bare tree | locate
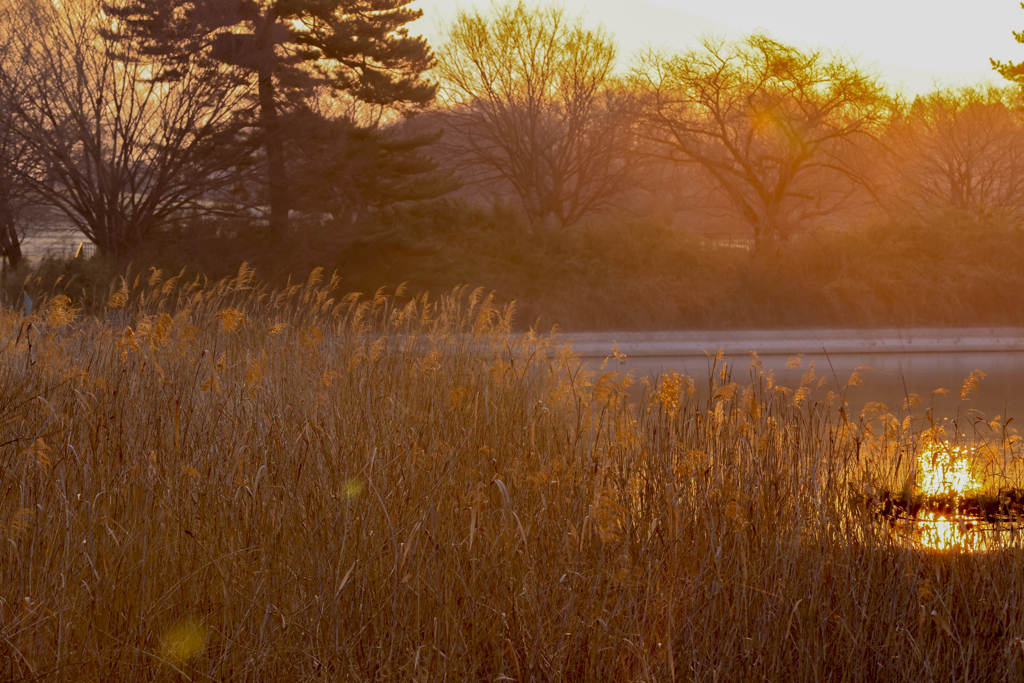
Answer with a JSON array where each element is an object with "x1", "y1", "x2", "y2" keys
[
  {"x1": 0, "y1": 2, "x2": 42, "y2": 270},
  {"x1": 883, "y1": 85, "x2": 1024, "y2": 217},
  {"x1": 634, "y1": 35, "x2": 890, "y2": 248},
  {"x1": 4, "y1": 0, "x2": 251, "y2": 257},
  {"x1": 435, "y1": 1, "x2": 640, "y2": 229},
  {"x1": 106, "y1": 0, "x2": 436, "y2": 244}
]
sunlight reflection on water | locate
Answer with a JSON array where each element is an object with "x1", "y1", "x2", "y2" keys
[{"x1": 896, "y1": 513, "x2": 1023, "y2": 552}]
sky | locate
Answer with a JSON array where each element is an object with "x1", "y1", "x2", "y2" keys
[{"x1": 412, "y1": 0, "x2": 1024, "y2": 94}]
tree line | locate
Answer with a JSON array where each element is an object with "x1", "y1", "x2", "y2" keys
[
  {"x1": 0, "y1": 0, "x2": 440, "y2": 267},
  {"x1": 2, "y1": 0, "x2": 1024, "y2": 269}
]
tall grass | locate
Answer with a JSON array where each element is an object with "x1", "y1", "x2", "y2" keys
[{"x1": 2, "y1": 265, "x2": 1024, "y2": 682}]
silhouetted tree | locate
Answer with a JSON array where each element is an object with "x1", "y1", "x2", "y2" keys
[
  {"x1": 288, "y1": 113, "x2": 459, "y2": 222},
  {"x1": 0, "y1": 3, "x2": 41, "y2": 269},
  {"x1": 634, "y1": 35, "x2": 890, "y2": 248},
  {"x1": 993, "y1": 21, "x2": 1024, "y2": 84},
  {"x1": 884, "y1": 85, "x2": 1024, "y2": 218},
  {"x1": 4, "y1": 0, "x2": 249, "y2": 257},
  {"x1": 105, "y1": 0, "x2": 436, "y2": 242},
  {"x1": 436, "y1": 2, "x2": 640, "y2": 229}
]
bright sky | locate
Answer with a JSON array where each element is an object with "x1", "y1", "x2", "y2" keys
[
  {"x1": 648, "y1": 0, "x2": 1020, "y2": 74},
  {"x1": 413, "y1": 0, "x2": 1024, "y2": 93}
]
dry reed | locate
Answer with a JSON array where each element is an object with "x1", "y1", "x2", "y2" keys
[{"x1": 2, "y1": 264, "x2": 1023, "y2": 682}]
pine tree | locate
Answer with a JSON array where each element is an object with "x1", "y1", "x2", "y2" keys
[
  {"x1": 287, "y1": 113, "x2": 459, "y2": 221},
  {"x1": 106, "y1": 0, "x2": 436, "y2": 242},
  {"x1": 993, "y1": 19, "x2": 1024, "y2": 83}
]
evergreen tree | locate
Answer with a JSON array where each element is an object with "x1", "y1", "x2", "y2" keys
[
  {"x1": 106, "y1": 0, "x2": 436, "y2": 242},
  {"x1": 287, "y1": 113, "x2": 459, "y2": 222},
  {"x1": 993, "y1": 8, "x2": 1024, "y2": 83}
]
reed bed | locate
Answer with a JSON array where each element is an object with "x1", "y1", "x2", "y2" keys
[{"x1": 2, "y1": 265, "x2": 1024, "y2": 682}]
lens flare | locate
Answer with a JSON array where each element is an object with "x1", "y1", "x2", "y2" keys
[
  {"x1": 343, "y1": 478, "x2": 364, "y2": 499},
  {"x1": 160, "y1": 618, "x2": 207, "y2": 666}
]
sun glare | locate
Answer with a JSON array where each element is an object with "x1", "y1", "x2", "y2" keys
[
  {"x1": 912, "y1": 444, "x2": 982, "y2": 550},
  {"x1": 917, "y1": 445, "x2": 978, "y2": 498},
  {"x1": 916, "y1": 511, "x2": 974, "y2": 550}
]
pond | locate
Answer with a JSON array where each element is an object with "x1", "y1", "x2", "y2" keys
[
  {"x1": 568, "y1": 329, "x2": 1024, "y2": 551},
  {"x1": 568, "y1": 328, "x2": 1024, "y2": 421}
]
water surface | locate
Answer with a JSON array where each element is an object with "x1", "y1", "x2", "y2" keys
[{"x1": 567, "y1": 329, "x2": 1024, "y2": 420}]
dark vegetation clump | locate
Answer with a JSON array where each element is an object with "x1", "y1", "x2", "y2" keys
[{"x1": 8, "y1": 204, "x2": 1022, "y2": 331}]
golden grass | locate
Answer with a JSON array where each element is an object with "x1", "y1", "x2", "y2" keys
[{"x1": 2, "y1": 265, "x2": 1024, "y2": 682}]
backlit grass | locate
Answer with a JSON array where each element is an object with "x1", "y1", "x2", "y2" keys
[{"x1": 2, "y1": 265, "x2": 1024, "y2": 682}]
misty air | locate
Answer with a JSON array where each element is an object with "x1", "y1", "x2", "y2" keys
[{"x1": 1, "y1": 1, "x2": 1023, "y2": 681}]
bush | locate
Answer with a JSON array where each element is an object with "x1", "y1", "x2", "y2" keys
[
  {"x1": 2, "y1": 253, "x2": 119, "y2": 313},
  {"x1": 332, "y1": 199, "x2": 733, "y2": 329},
  {"x1": 9, "y1": 203, "x2": 1024, "y2": 329}
]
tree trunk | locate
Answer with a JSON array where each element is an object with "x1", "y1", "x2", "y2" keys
[
  {"x1": 0, "y1": 215, "x2": 22, "y2": 269},
  {"x1": 4, "y1": 241, "x2": 22, "y2": 269},
  {"x1": 258, "y1": 64, "x2": 288, "y2": 243}
]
